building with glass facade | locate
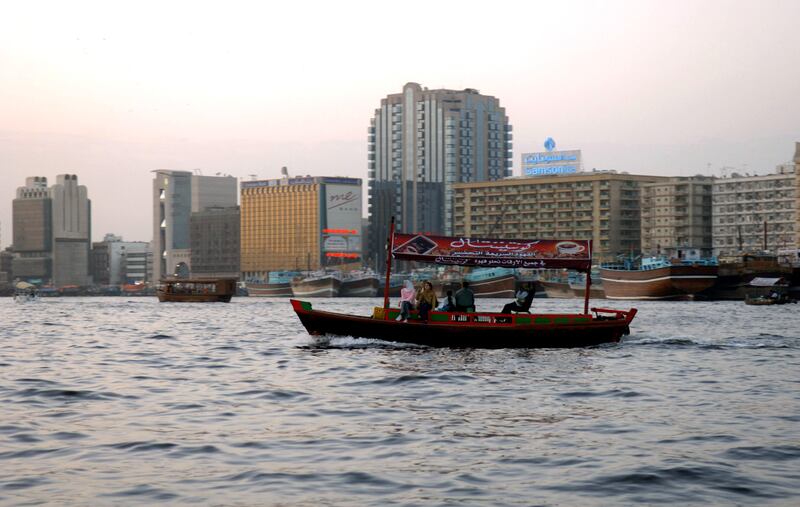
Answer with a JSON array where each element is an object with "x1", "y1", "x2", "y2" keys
[
  {"x1": 367, "y1": 82, "x2": 512, "y2": 269},
  {"x1": 240, "y1": 176, "x2": 362, "y2": 280}
]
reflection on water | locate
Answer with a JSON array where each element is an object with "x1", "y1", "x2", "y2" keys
[{"x1": 1, "y1": 297, "x2": 799, "y2": 505}]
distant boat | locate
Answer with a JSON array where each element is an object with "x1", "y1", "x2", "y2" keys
[
  {"x1": 14, "y1": 281, "x2": 38, "y2": 303},
  {"x1": 465, "y1": 267, "x2": 517, "y2": 298},
  {"x1": 247, "y1": 271, "x2": 300, "y2": 297},
  {"x1": 340, "y1": 270, "x2": 380, "y2": 297},
  {"x1": 600, "y1": 257, "x2": 718, "y2": 300},
  {"x1": 157, "y1": 278, "x2": 237, "y2": 303},
  {"x1": 291, "y1": 271, "x2": 342, "y2": 298}
]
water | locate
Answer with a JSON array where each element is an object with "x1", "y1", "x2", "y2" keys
[{"x1": 1, "y1": 297, "x2": 799, "y2": 506}]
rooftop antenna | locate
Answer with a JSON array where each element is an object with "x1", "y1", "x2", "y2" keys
[
  {"x1": 281, "y1": 166, "x2": 290, "y2": 178},
  {"x1": 193, "y1": 168, "x2": 202, "y2": 175},
  {"x1": 248, "y1": 174, "x2": 258, "y2": 180}
]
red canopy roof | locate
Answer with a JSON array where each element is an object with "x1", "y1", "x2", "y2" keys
[{"x1": 391, "y1": 233, "x2": 592, "y2": 271}]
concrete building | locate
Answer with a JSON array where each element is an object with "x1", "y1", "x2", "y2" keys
[
  {"x1": 367, "y1": 82, "x2": 512, "y2": 268},
  {"x1": 241, "y1": 176, "x2": 362, "y2": 280},
  {"x1": 190, "y1": 206, "x2": 240, "y2": 278},
  {"x1": 50, "y1": 174, "x2": 91, "y2": 286},
  {"x1": 0, "y1": 248, "x2": 12, "y2": 287},
  {"x1": 796, "y1": 142, "x2": 800, "y2": 250},
  {"x1": 152, "y1": 171, "x2": 237, "y2": 281},
  {"x1": 453, "y1": 172, "x2": 667, "y2": 261},
  {"x1": 712, "y1": 164, "x2": 797, "y2": 256},
  {"x1": 11, "y1": 177, "x2": 52, "y2": 283},
  {"x1": 640, "y1": 176, "x2": 714, "y2": 258},
  {"x1": 90, "y1": 234, "x2": 150, "y2": 286}
]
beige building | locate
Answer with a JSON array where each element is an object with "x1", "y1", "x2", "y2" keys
[
  {"x1": 796, "y1": 142, "x2": 800, "y2": 249},
  {"x1": 240, "y1": 176, "x2": 362, "y2": 280},
  {"x1": 640, "y1": 177, "x2": 714, "y2": 258},
  {"x1": 712, "y1": 165, "x2": 796, "y2": 256},
  {"x1": 453, "y1": 172, "x2": 666, "y2": 261}
]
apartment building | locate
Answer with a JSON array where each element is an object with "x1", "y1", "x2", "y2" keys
[
  {"x1": 453, "y1": 172, "x2": 666, "y2": 261},
  {"x1": 712, "y1": 165, "x2": 797, "y2": 256},
  {"x1": 640, "y1": 177, "x2": 714, "y2": 258}
]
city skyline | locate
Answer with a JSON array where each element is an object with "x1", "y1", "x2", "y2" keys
[{"x1": 2, "y1": 0, "x2": 800, "y2": 247}]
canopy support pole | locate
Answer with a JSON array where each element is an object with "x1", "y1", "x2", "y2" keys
[
  {"x1": 583, "y1": 271, "x2": 591, "y2": 315},
  {"x1": 382, "y1": 217, "x2": 395, "y2": 314}
]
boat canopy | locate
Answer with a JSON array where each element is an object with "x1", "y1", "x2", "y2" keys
[
  {"x1": 15, "y1": 281, "x2": 35, "y2": 290},
  {"x1": 391, "y1": 233, "x2": 592, "y2": 272}
]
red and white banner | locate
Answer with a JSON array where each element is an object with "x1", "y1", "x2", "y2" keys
[{"x1": 391, "y1": 233, "x2": 592, "y2": 271}]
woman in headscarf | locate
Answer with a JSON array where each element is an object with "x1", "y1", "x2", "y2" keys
[
  {"x1": 416, "y1": 280, "x2": 438, "y2": 323},
  {"x1": 397, "y1": 279, "x2": 416, "y2": 322}
]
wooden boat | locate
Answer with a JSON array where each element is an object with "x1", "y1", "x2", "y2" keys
[
  {"x1": 539, "y1": 280, "x2": 574, "y2": 299},
  {"x1": 291, "y1": 220, "x2": 637, "y2": 348},
  {"x1": 465, "y1": 267, "x2": 517, "y2": 298},
  {"x1": 246, "y1": 271, "x2": 299, "y2": 297},
  {"x1": 340, "y1": 270, "x2": 380, "y2": 297},
  {"x1": 157, "y1": 277, "x2": 237, "y2": 302},
  {"x1": 600, "y1": 257, "x2": 718, "y2": 300},
  {"x1": 743, "y1": 277, "x2": 794, "y2": 305},
  {"x1": 291, "y1": 272, "x2": 342, "y2": 297}
]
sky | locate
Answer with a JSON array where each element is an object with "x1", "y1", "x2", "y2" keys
[{"x1": 1, "y1": 0, "x2": 799, "y2": 247}]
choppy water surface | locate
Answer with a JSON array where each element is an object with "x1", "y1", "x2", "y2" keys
[{"x1": 1, "y1": 297, "x2": 799, "y2": 506}]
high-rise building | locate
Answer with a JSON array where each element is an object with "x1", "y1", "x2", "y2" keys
[
  {"x1": 152, "y1": 171, "x2": 237, "y2": 280},
  {"x1": 453, "y1": 172, "x2": 666, "y2": 261},
  {"x1": 240, "y1": 176, "x2": 362, "y2": 280},
  {"x1": 190, "y1": 206, "x2": 240, "y2": 278},
  {"x1": 795, "y1": 142, "x2": 800, "y2": 250},
  {"x1": 11, "y1": 177, "x2": 52, "y2": 283},
  {"x1": 712, "y1": 164, "x2": 796, "y2": 257},
  {"x1": 50, "y1": 174, "x2": 91, "y2": 286},
  {"x1": 640, "y1": 176, "x2": 714, "y2": 258},
  {"x1": 367, "y1": 82, "x2": 512, "y2": 269}
]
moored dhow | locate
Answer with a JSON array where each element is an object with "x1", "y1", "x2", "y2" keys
[
  {"x1": 340, "y1": 270, "x2": 380, "y2": 297},
  {"x1": 246, "y1": 271, "x2": 299, "y2": 297},
  {"x1": 465, "y1": 267, "x2": 517, "y2": 298},
  {"x1": 291, "y1": 271, "x2": 342, "y2": 298},
  {"x1": 600, "y1": 257, "x2": 718, "y2": 300}
]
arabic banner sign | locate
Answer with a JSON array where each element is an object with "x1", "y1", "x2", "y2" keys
[{"x1": 391, "y1": 233, "x2": 592, "y2": 271}]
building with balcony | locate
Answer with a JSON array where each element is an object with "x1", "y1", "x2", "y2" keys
[
  {"x1": 91, "y1": 234, "x2": 151, "y2": 286},
  {"x1": 367, "y1": 82, "x2": 512, "y2": 269},
  {"x1": 640, "y1": 177, "x2": 714, "y2": 258},
  {"x1": 712, "y1": 164, "x2": 797, "y2": 256},
  {"x1": 240, "y1": 175, "x2": 362, "y2": 280},
  {"x1": 453, "y1": 172, "x2": 667, "y2": 261},
  {"x1": 151, "y1": 171, "x2": 237, "y2": 280}
]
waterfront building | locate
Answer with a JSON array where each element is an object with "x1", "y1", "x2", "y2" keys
[
  {"x1": 190, "y1": 206, "x2": 240, "y2": 278},
  {"x1": 367, "y1": 82, "x2": 512, "y2": 268},
  {"x1": 712, "y1": 164, "x2": 797, "y2": 257},
  {"x1": 796, "y1": 142, "x2": 800, "y2": 250},
  {"x1": 240, "y1": 175, "x2": 362, "y2": 280},
  {"x1": 50, "y1": 174, "x2": 91, "y2": 287},
  {"x1": 453, "y1": 172, "x2": 667, "y2": 261},
  {"x1": 0, "y1": 248, "x2": 12, "y2": 287},
  {"x1": 151, "y1": 171, "x2": 237, "y2": 281},
  {"x1": 11, "y1": 177, "x2": 52, "y2": 284},
  {"x1": 92, "y1": 234, "x2": 151, "y2": 286},
  {"x1": 640, "y1": 176, "x2": 714, "y2": 258}
]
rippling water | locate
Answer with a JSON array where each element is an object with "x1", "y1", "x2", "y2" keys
[{"x1": 1, "y1": 297, "x2": 799, "y2": 505}]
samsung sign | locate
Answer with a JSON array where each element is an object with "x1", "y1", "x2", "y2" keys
[{"x1": 522, "y1": 141, "x2": 582, "y2": 177}]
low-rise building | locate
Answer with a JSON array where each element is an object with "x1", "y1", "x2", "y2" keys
[{"x1": 453, "y1": 171, "x2": 667, "y2": 261}]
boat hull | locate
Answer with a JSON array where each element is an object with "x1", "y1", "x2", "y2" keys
[
  {"x1": 291, "y1": 277, "x2": 341, "y2": 298},
  {"x1": 291, "y1": 300, "x2": 636, "y2": 349},
  {"x1": 468, "y1": 274, "x2": 517, "y2": 298},
  {"x1": 157, "y1": 292, "x2": 232, "y2": 303},
  {"x1": 246, "y1": 282, "x2": 293, "y2": 297},
  {"x1": 340, "y1": 277, "x2": 380, "y2": 297},
  {"x1": 539, "y1": 280, "x2": 574, "y2": 299},
  {"x1": 600, "y1": 265, "x2": 718, "y2": 300}
]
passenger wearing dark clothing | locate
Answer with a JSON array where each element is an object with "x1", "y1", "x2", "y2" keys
[
  {"x1": 437, "y1": 290, "x2": 456, "y2": 312},
  {"x1": 454, "y1": 281, "x2": 475, "y2": 312},
  {"x1": 502, "y1": 284, "x2": 534, "y2": 314}
]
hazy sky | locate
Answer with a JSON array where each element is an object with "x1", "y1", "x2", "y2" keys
[{"x1": 2, "y1": 0, "x2": 799, "y2": 247}]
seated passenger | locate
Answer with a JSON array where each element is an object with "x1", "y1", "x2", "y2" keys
[
  {"x1": 397, "y1": 280, "x2": 416, "y2": 322},
  {"x1": 416, "y1": 281, "x2": 438, "y2": 323},
  {"x1": 502, "y1": 283, "x2": 534, "y2": 314},
  {"x1": 437, "y1": 290, "x2": 456, "y2": 311},
  {"x1": 454, "y1": 281, "x2": 475, "y2": 312}
]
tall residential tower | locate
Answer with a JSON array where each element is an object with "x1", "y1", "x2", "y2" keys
[{"x1": 367, "y1": 82, "x2": 512, "y2": 268}]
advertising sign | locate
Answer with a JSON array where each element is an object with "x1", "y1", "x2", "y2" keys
[
  {"x1": 522, "y1": 139, "x2": 581, "y2": 176},
  {"x1": 392, "y1": 233, "x2": 592, "y2": 270},
  {"x1": 322, "y1": 183, "x2": 362, "y2": 254}
]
